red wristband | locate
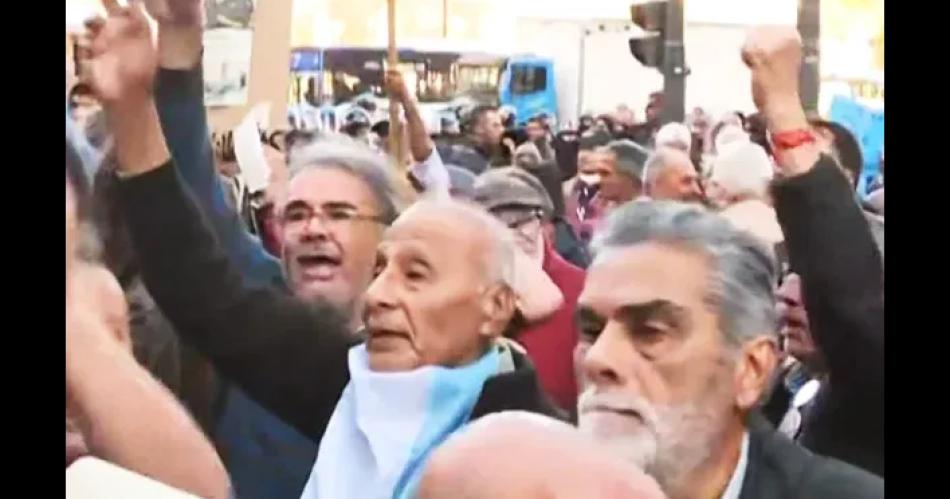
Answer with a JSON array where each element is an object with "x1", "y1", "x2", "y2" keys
[{"x1": 770, "y1": 129, "x2": 816, "y2": 151}]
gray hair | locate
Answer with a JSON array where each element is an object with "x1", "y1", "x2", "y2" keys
[
  {"x1": 605, "y1": 139, "x2": 651, "y2": 183},
  {"x1": 642, "y1": 149, "x2": 668, "y2": 191},
  {"x1": 642, "y1": 148, "x2": 692, "y2": 194},
  {"x1": 288, "y1": 135, "x2": 405, "y2": 224},
  {"x1": 592, "y1": 201, "x2": 778, "y2": 348},
  {"x1": 403, "y1": 197, "x2": 518, "y2": 290}
]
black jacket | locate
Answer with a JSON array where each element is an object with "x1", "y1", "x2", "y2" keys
[
  {"x1": 117, "y1": 161, "x2": 562, "y2": 447},
  {"x1": 771, "y1": 156, "x2": 885, "y2": 477},
  {"x1": 738, "y1": 414, "x2": 883, "y2": 499}
]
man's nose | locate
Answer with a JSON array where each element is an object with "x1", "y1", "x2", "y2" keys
[
  {"x1": 364, "y1": 269, "x2": 397, "y2": 311},
  {"x1": 580, "y1": 324, "x2": 641, "y2": 392},
  {"x1": 300, "y1": 213, "x2": 331, "y2": 240}
]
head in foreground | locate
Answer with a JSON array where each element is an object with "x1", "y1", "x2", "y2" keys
[
  {"x1": 362, "y1": 198, "x2": 519, "y2": 371},
  {"x1": 418, "y1": 411, "x2": 667, "y2": 499},
  {"x1": 576, "y1": 201, "x2": 778, "y2": 498}
]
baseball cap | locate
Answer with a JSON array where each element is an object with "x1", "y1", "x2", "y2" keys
[{"x1": 472, "y1": 167, "x2": 555, "y2": 219}]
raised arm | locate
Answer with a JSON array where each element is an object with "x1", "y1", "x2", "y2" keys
[
  {"x1": 66, "y1": 285, "x2": 230, "y2": 498},
  {"x1": 385, "y1": 69, "x2": 451, "y2": 196},
  {"x1": 145, "y1": 0, "x2": 283, "y2": 288},
  {"x1": 66, "y1": 148, "x2": 227, "y2": 498},
  {"x1": 742, "y1": 27, "x2": 883, "y2": 394},
  {"x1": 84, "y1": 1, "x2": 352, "y2": 439}
]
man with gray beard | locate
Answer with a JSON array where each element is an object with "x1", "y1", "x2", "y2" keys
[
  {"x1": 573, "y1": 201, "x2": 882, "y2": 499},
  {"x1": 572, "y1": 27, "x2": 883, "y2": 498}
]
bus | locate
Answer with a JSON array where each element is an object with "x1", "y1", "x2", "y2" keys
[{"x1": 287, "y1": 46, "x2": 557, "y2": 132}]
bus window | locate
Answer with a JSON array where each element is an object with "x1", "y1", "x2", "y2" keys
[
  {"x1": 511, "y1": 65, "x2": 547, "y2": 95},
  {"x1": 458, "y1": 65, "x2": 500, "y2": 96}
]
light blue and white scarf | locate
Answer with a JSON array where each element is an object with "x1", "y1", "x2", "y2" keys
[{"x1": 300, "y1": 344, "x2": 500, "y2": 499}]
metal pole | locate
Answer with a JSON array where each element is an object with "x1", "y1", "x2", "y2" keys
[
  {"x1": 798, "y1": 0, "x2": 821, "y2": 113},
  {"x1": 662, "y1": 0, "x2": 686, "y2": 124}
]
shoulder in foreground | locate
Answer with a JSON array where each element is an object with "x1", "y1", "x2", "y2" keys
[
  {"x1": 802, "y1": 455, "x2": 884, "y2": 499},
  {"x1": 746, "y1": 416, "x2": 883, "y2": 499}
]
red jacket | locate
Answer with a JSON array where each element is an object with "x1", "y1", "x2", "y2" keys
[{"x1": 517, "y1": 240, "x2": 586, "y2": 414}]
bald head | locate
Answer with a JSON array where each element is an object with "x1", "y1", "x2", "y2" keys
[
  {"x1": 396, "y1": 197, "x2": 517, "y2": 287},
  {"x1": 644, "y1": 148, "x2": 703, "y2": 203},
  {"x1": 418, "y1": 412, "x2": 666, "y2": 499}
]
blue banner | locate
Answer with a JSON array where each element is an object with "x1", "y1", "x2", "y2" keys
[{"x1": 828, "y1": 95, "x2": 884, "y2": 194}]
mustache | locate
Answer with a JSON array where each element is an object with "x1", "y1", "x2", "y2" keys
[{"x1": 577, "y1": 389, "x2": 660, "y2": 429}]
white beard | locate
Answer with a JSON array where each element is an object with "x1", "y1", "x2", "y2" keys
[{"x1": 577, "y1": 388, "x2": 730, "y2": 493}]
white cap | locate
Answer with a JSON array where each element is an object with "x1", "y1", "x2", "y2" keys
[
  {"x1": 714, "y1": 124, "x2": 750, "y2": 153},
  {"x1": 655, "y1": 122, "x2": 693, "y2": 153},
  {"x1": 710, "y1": 142, "x2": 774, "y2": 199}
]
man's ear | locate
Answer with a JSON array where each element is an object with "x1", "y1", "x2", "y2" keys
[
  {"x1": 734, "y1": 336, "x2": 779, "y2": 410},
  {"x1": 479, "y1": 284, "x2": 517, "y2": 339}
]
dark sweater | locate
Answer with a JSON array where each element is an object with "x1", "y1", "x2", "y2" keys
[
  {"x1": 155, "y1": 66, "x2": 313, "y2": 499},
  {"x1": 738, "y1": 414, "x2": 883, "y2": 498},
  {"x1": 117, "y1": 161, "x2": 562, "y2": 445},
  {"x1": 772, "y1": 156, "x2": 885, "y2": 477}
]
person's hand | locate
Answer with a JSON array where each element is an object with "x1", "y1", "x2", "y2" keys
[
  {"x1": 741, "y1": 26, "x2": 808, "y2": 132},
  {"x1": 384, "y1": 70, "x2": 413, "y2": 104},
  {"x1": 741, "y1": 26, "x2": 816, "y2": 177},
  {"x1": 83, "y1": 1, "x2": 157, "y2": 107},
  {"x1": 143, "y1": 0, "x2": 204, "y2": 68},
  {"x1": 142, "y1": 0, "x2": 203, "y2": 27}
]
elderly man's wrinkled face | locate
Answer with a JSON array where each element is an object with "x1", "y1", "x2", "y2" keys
[
  {"x1": 576, "y1": 243, "x2": 745, "y2": 484},
  {"x1": 363, "y1": 205, "x2": 516, "y2": 371},
  {"x1": 280, "y1": 168, "x2": 386, "y2": 320},
  {"x1": 650, "y1": 152, "x2": 703, "y2": 203}
]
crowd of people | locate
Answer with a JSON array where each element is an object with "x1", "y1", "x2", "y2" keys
[{"x1": 65, "y1": 1, "x2": 884, "y2": 498}]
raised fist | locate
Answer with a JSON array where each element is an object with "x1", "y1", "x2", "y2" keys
[
  {"x1": 82, "y1": 1, "x2": 157, "y2": 105},
  {"x1": 384, "y1": 70, "x2": 413, "y2": 104},
  {"x1": 741, "y1": 26, "x2": 803, "y2": 112}
]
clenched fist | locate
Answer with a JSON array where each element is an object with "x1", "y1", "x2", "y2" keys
[
  {"x1": 384, "y1": 70, "x2": 413, "y2": 104},
  {"x1": 741, "y1": 26, "x2": 803, "y2": 114}
]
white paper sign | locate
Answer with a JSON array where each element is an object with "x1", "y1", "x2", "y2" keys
[
  {"x1": 233, "y1": 108, "x2": 271, "y2": 193},
  {"x1": 66, "y1": 457, "x2": 199, "y2": 499}
]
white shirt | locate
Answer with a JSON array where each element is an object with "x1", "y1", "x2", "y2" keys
[
  {"x1": 720, "y1": 432, "x2": 750, "y2": 499},
  {"x1": 410, "y1": 148, "x2": 451, "y2": 198}
]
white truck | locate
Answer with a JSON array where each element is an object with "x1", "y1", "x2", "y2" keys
[{"x1": 514, "y1": 17, "x2": 760, "y2": 125}]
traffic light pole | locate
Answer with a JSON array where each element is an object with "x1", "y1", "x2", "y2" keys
[
  {"x1": 662, "y1": 0, "x2": 686, "y2": 124},
  {"x1": 798, "y1": 0, "x2": 821, "y2": 113}
]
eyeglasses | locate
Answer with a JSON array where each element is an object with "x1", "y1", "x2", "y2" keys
[
  {"x1": 279, "y1": 203, "x2": 386, "y2": 232},
  {"x1": 491, "y1": 208, "x2": 543, "y2": 230}
]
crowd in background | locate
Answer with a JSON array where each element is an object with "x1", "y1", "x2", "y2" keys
[{"x1": 65, "y1": 1, "x2": 883, "y2": 498}]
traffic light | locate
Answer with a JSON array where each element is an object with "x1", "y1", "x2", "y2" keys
[
  {"x1": 629, "y1": 0, "x2": 686, "y2": 123},
  {"x1": 629, "y1": 1, "x2": 667, "y2": 68}
]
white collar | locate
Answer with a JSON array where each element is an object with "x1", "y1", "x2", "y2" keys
[{"x1": 720, "y1": 432, "x2": 750, "y2": 499}]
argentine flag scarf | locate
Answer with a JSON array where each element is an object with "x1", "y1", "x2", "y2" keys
[{"x1": 300, "y1": 344, "x2": 500, "y2": 499}]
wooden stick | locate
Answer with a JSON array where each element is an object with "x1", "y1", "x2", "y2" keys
[{"x1": 387, "y1": 0, "x2": 405, "y2": 170}]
